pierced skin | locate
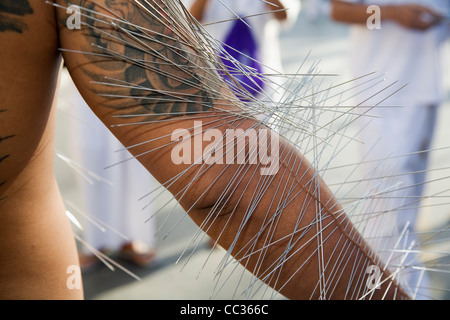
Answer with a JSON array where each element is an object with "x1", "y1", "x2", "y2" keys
[
  {"x1": 0, "y1": 0, "x2": 409, "y2": 299},
  {"x1": 57, "y1": 0, "x2": 409, "y2": 299}
]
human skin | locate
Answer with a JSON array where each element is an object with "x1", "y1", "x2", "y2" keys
[
  {"x1": 0, "y1": 0, "x2": 408, "y2": 299},
  {"x1": 330, "y1": 0, "x2": 444, "y2": 30}
]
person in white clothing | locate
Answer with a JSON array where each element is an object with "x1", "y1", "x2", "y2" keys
[
  {"x1": 183, "y1": 0, "x2": 300, "y2": 110},
  {"x1": 330, "y1": 0, "x2": 449, "y2": 299},
  {"x1": 61, "y1": 69, "x2": 158, "y2": 271}
]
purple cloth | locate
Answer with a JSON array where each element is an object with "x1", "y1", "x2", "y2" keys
[{"x1": 219, "y1": 17, "x2": 264, "y2": 101}]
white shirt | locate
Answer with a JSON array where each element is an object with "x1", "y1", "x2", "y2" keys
[{"x1": 182, "y1": 0, "x2": 300, "y2": 101}]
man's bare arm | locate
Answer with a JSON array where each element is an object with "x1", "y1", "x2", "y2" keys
[{"x1": 55, "y1": 0, "x2": 409, "y2": 299}]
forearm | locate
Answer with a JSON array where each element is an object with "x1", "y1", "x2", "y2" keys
[
  {"x1": 331, "y1": 0, "x2": 444, "y2": 30},
  {"x1": 202, "y1": 132, "x2": 407, "y2": 299},
  {"x1": 188, "y1": 0, "x2": 209, "y2": 22},
  {"x1": 331, "y1": 0, "x2": 380, "y2": 25},
  {"x1": 265, "y1": 0, "x2": 288, "y2": 21},
  {"x1": 56, "y1": 0, "x2": 407, "y2": 299}
]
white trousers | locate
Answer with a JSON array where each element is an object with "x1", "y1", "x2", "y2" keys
[{"x1": 358, "y1": 103, "x2": 438, "y2": 299}]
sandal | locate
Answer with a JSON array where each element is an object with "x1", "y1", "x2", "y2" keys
[
  {"x1": 78, "y1": 253, "x2": 102, "y2": 273},
  {"x1": 118, "y1": 241, "x2": 156, "y2": 268}
]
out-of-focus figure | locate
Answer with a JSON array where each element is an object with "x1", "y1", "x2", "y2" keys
[
  {"x1": 331, "y1": 0, "x2": 449, "y2": 299},
  {"x1": 184, "y1": 0, "x2": 300, "y2": 108},
  {"x1": 61, "y1": 70, "x2": 157, "y2": 271}
]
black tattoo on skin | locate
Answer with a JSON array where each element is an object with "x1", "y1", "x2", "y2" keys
[
  {"x1": 63, "y1": 0, "x2": 217, "y2": 121},
  {"x1": 0, "y1": 132, "x2": 14, "y2": 192},
  {"x1": 0, "y1": 155, "x2": 9, "y2": 164},
  {"x1": 0, "y1": 0, "x2": 34, "y2": 33}
]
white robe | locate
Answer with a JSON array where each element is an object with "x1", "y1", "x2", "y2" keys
[
  {"x1": 341, "y1": 0, "x2": 449, "y2": 298},
  {"x1": 61, "y1": 70, "x2": 156, "y2": 252}
]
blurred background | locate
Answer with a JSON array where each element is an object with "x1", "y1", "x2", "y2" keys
[{"x1": 54, "y1": 0, "x2": 450, "y2": 300}]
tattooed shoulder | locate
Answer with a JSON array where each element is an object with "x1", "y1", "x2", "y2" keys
[{"x1": 0, "y1": 0, "x2": 34, "y2": 33}]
